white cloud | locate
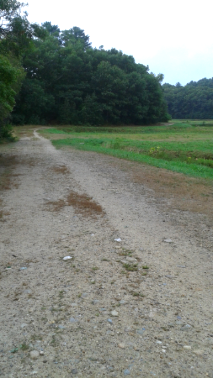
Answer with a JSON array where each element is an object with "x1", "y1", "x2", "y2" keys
[{"x1": 26, "y1": 0, "x2": 213, "y2": 85}]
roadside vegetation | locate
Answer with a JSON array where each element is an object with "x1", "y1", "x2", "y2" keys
[{"x1": 40, "y1": 120, "x2": 213, "y2": 180}]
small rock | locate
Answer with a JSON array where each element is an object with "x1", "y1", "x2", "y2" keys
[
  {"x1": 70, "y1": 317, "x2": 77, "y2": 323},
  {"x1": 164, "y1": 239, "x2": 172, "y2": 243},
  {"x1": 181, "y1": 324, "x2": 191, "y2": 331},
  {"x1": 156, "y1": 340, "x2": 162, "y2": 344},
  {"x1": 193, "y1": 350, "x2": 204, "y2": 356},
  {"x1": 114, "y1": 238, "x2": 122, "y2": 242},
  {"x1": 63, "y1": 256, "x2": 72, "y2": 261},
  {"x1": 111, "y1": 310, "x2": 118, "y2": 317},
  {"x1": 71, "y1": 368, "x2": 78, "y2": 375},
  {"x1": 137, "y1": 328, "x2": 145, "y2": 335},
  {"x1": 92, "y1": 300, "x2": 99, "y2": 305},
  {"x1": 183, "y1": 346, "x2": 191, "y2": 350},
  {"x1": 20, "y1": 267, "x2": 27, "y2": 270},
  {"x1": 58, "y1": 325, "x2": 65, "y2": 329},
  {"x1": 126, "y1": 257, "x2": 137, "y2": 263},
  {"x1": 71, "y1": 303, "x2": 77, "y2": 306},
  {"x1": 107, "y1": 319, "x2": 113, "y2": 324},
  {"x1": 119, "y1": 300, "x2": 126, "y2": 305},
  {"x1": 30, "y1": 350, "x2": 39, "y2": 360},
  {"x1": 39, "y1": 351, "x2": 44, "y2": 355},
  {"x1": 21, "y1": 323, "x2": 28, "y2": 328},
  {"x1": 118, "y1": 342, "x2": 126, "y2": 349},
  {"x1": 123, "y1": 369, "x2": 130, "y2": 376}
]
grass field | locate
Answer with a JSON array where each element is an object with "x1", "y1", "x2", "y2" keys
[{"x1": 40, "y1": 120, "x2": 213, "y2": 181}]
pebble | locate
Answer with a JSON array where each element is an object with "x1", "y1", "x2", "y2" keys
[
  {"x1": 63, "y1": 256, "x2": 72, "y2": 261},
  {"x1": 23, "y1": 289, "x2": 32, "y2": 294},
  {"x1": 193, "y1": 350, "x2": 204, "y2": 356},
  {"x1": 164, "y1": 239, "x2": 172, "y2": 243},
  {"x1": 126, "y1": 257, "x2": 137, "y2": 263},
  {"x1": 137, "y1": 328, "x2": 145, "y2": 335},
  {"x1": 20, "y1": 267, "x2": 27, "y2": 270},
  {"x1": 71, "y1": 368, "x2": 78, "y2": 374},
  {"x1": 119, "y1": 300, "x2": 126, "y2": 305},
  {"x1": 181, "y1": 324, "x2": 191, "y2": 331},
  {"x1": 111, "y1": 310, "x2": 118, "y2": 317},
  {"x1": 70, "y1": 317, "x2": 77, "y2": 323},
  {"x1": 156, "y1": 340, "x2": 162, "y2": 344},
  {"x1": 107, "y1": 319, "x2": 113, "y2": 324},
  {"x1": 58, "y1": 325, "x2": 65, "y2": 329},
  {"x1": 30, "y1": 350, "x2": 39, "y2": 360},
  {"x1": 39, "y1": 351, "x2": 44, "y2": 355},
  {"x1": 184, "y1": 346, "x2": 191, "y2": 350},
  {"x1": 114, "y1": 238, "x2": 122, "y2": 242},
  {"x1": 118, "y1": 343, "x2": 126, "y2": 349},
  {"x1": 123, "y1": 369, "x2": 130, "y2": 375},
  {"x1": 21, "y1": 323, "x2": 28, "y2": 328},
  {"x1": 92, "y1": 300, "x2": 99, "y2": 305}
]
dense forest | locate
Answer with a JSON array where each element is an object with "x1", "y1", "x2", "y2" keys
[
  {"x1": 1, "y1": 0, "x2": 212, "y2": 134},
  {"x1": 163, "y1": 79, "x2": 213, "y2": 119},
  {"x1": 0, "y1": 0, "x2": 169, "y2": 130}
]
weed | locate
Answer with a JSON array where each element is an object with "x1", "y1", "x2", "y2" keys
[
  {"x1": 10, "y1": 348, "x2": 18, "y2": 353},
  {"x1": 123, "y1": 263, "x2": 138, "y2": 271},
  {"x1": 31, "y1": 335, "x2": 43, "y2": 341},
  {"x1": 142, "y1": 265, "x2": 149, "y2": 269},
  {"x1": 92, "y1": 267, "x2": 99, "y2": 271},
  {"x1": 20, "y1": 343, "x2": 29, "y2": 351},
  {"x1": 142, "y1": 272, "x2": 147, "y2": 276},
  {"x1": 101, "y1": 258, "x2": 109, "y2": 261}
]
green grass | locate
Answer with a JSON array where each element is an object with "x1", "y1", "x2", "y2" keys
[{"x1": 40, "y1": 121, "x2": 213, "y2": 180}]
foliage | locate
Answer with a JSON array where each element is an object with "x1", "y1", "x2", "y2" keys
[
  {"x1": 0, "y1": 54, "x2": 24, "y2": 127},
  {"x1": 163, "y1": 79, "x2": 213, "y2": 119},
  {"x1": 0, "y1": 0, "x2": 36, "y2": 135},
  {"x1": 12, "y1": 22, "x2": 169, "y2": 125}
]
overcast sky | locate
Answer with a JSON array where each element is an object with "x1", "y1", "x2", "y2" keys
[{"x1": 26, "y1": 0, "x2": 213, "y2": 86}]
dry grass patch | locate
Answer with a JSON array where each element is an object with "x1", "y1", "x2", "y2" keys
[
  {"x1": 131, "y1": 164, "x2": 213, "y2": 221},
  {"x1": 51, "y1": 165, "x2": 70, "y2": 174},
  {"x1": 66, "y1": 191, "x2": 104, "y2": 217},
  {"x1": 45, "y1": 199, "x2": 66, "y2": 212},
  {"x1": 45, "y1": 190, "x2": 104, "y2": 218},
  {"x1": 0, "y1": 155, "x2": 19, "y2": 190}
]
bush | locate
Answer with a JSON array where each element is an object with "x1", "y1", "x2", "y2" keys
[{"x1": 0, "y1": 124, "x2": 15, "y2": 141}]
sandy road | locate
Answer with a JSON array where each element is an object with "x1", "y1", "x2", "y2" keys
[{"x1": 0, "y1": 131, "x2": 212, "y2": 377}]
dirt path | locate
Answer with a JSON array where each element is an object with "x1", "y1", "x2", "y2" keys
[{"x1": 0, "y1": 132, "x2": 212, "y2": 378}]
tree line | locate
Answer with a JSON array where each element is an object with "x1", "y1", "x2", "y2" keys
[
  {"x1": 163, "y1": 79, "x2": 213, "y2": 119},
  {"x1": 0, "y1": 0, "x2": 170, "y2": 131}
]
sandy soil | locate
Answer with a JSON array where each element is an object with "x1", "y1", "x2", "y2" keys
[{"x1": 0, "y1": 131, "x2": 212, "y2": 378}]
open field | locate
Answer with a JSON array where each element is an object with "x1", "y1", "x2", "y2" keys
[{"x1": 39, "y1": 121, "x2": 213, "y2": 180}]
